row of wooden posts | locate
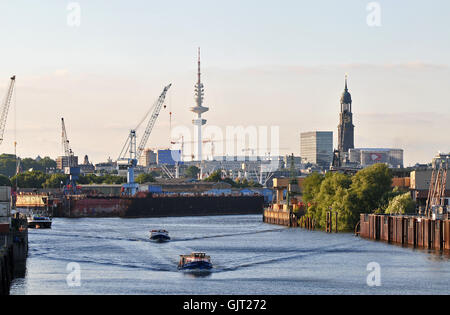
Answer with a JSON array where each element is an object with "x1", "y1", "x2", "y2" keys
[
  {"x1": 299, "y1": 215, "x2": 315, "y2": 230},
  {"x1": 325, "y1": 211, "x2": 339, "y2": 233},
  {"x1": 264, "y1": 209, "x2": 339, "y2": 233},
  {"x1": 298, "y1": 211, "x2": 339, "y2": 233}
]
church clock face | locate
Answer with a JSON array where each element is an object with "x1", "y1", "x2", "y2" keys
[{"x1": 344, "y1": 115, "x2": 351, "y2": 123}]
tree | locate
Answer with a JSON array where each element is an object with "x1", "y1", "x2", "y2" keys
[
  {"x1": 101, "y1": 175, "x2": 127, "y2": 185},
  {"x1": 135, "y1": 173, "x2": 155, "y2": 184},
  {"x1": 78, "y1": 174, "x2": 102, "y2": 185},
  {"x1": 385, "y1": 192, "x2": 416, "y2": 215},
  {"x1": 223, "y1": 177, "x2": 239, "y2": 188},
  {"x1": 306, "y1": 172, "x2": 352, "y2": 230},
  {"x1": 248, "y1": 180, "x2": 263, "y2": 188},
  {"x1": 350, "y1": 164, "x2": 393, "y2": 214},
  {"x1": 43, "y1": 174, "x2": 68, "y2": 189},
  {"x1": 11, "y1": 171, "x2": 49, "y2": 189},
  {"x1": 37, "y1": 157, "x2": 57, "y2": 171},
  {"x1": 303, "y1": 164, "x2": 399, "y2": 231},
  {"x1": 0, "y1": 154, "x2": 18, "y2": 177},
  {"x1": 21, "y1": 158, "x2": 38, "y2": 171},
  {"x1": 379, "y1": 186, "x2": 407, "y2": 210},
  {"x1": 0, "y1": 155, "x2": 57, "y2": 177},
  {"x1": 204, "y1": 170, "x2": 222, "y2": 182},
  {"x1": 0, "y1": 174, "x2": 11, "y2": 186},
  {"x1": 78, "y1": 174, "x2": 127, "y2": 185},
  {"x1": 185, "y1": 166, "x2": 200, "y2": 179},
  {"x1": 302, "y1": 172, "x2": 324, "y2": 203}
]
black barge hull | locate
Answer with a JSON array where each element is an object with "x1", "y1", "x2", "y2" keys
[{"x1": 57, "y1": 195, "x2": 265, "y2": 218}]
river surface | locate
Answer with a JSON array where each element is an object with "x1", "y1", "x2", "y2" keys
[{"x1": 10, "y1": 215, "x2": 450, "y2": 295}]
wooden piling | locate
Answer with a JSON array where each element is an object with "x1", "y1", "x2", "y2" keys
[{"x1": 335, "y1": 212, "x2": 338, "y2": 233}]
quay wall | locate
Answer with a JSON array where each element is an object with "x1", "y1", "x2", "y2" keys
[
  {"x1": 0, "y1": 219, "x2": 28, "y2": 296},
  {"x1": 0, "y1": 220, "x2": 28, "y2": 295},
  {"x1": 0, "y1": 243, "x2": 13, "y2": 295},
  {"x1": 263, "y1": 210, "x2": 297, "y2": 227},
  {"x1": 360, "y1": 214, "x2": 450, "y2": 252}
]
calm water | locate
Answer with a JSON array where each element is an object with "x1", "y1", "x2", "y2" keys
[{"x1": 10, "y1": 215, "x2": 450, "y2": 295}]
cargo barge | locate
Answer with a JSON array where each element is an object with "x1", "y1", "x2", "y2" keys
[{"x1": 53, "y1": 193, "x2": 264, "y2": 218}]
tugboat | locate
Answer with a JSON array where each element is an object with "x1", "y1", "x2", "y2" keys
[
  {"x1": 27, "y1": 212, "x2": 52, "y2": 229},
  {"x1": 178, "y1": 252, "x2": 213, "y2": 271},
  {"x1": 150, "y1": 230, "x2": 171, "y2": 242}
]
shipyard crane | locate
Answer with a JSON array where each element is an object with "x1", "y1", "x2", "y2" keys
[
  {"x1": 425, "y1": 153, "x2": 449, "y2": 217},
  {"x1": 0, "y1": 76, "x2": 16, "y2": 146},
  {"x1": 61, "y1": 118, "x2": 80, "y2": 194},
  {"x1": 118, "y1": 84, "x2": 172, "y2": 195}
]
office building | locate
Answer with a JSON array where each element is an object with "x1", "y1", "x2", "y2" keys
[{"x1": 301, "y1": 131, "x2": 333, "y2": 168}]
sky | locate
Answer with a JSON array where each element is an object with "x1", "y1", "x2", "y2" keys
[{"x1": 0, "y1": 0, "x2": 449, "y2": 166}]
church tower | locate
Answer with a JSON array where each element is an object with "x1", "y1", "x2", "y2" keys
[{"x1": 337, "y1": 75, "x2": 354, "y2": 154}]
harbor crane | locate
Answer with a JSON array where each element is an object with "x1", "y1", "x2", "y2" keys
[
  {"x1": 118, "y1": 84, "x2": 172, "y2": 195},
  {"x1": 425, "y1": 153, "x2": 449, "y2": 218},
  {"x1": 0, "y1": 76, "x2": 16, "y2": 146},
  {"x1": 61, "y1": 118, "x2": 80, "y2": 194}
]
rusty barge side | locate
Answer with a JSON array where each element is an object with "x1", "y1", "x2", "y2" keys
[
  {"x1": 359, "y1": 214, "x2": 450, "y2": 252},
  {"x1": 55, "y1": 194, "x2": 265, "y2": 218}
]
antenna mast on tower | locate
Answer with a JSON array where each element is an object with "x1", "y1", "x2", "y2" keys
[{"x1": 190, "y1": 48, "x2": 209, "y2": 162}]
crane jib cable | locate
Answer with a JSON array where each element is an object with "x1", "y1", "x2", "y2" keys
[
  {"x1": 118, "y1": 84, "x2": 172, "y2": 162},
  {"x1": 136, "y1": 84, "x2": 172, "y2": 160},
  {"x1": 0, "y1": 76, "x2": 16, "y2": 145}
]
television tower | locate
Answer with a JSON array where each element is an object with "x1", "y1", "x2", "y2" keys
[{"x1": 190, "y1": 48, "x2": 209, "y2": 161}]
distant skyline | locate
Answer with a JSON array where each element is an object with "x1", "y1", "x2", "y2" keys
[{"x1": 0, "y1": 1, "x2": 449, "y2": 166}]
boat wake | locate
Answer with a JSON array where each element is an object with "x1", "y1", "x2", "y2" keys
[
  {"x1": 172, "y1": 228, "x2": 285, "y2": 242},
  {"x1": 214, "y1": 243, "x2": 356, "y2": 272}
]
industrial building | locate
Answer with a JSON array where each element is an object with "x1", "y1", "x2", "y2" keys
[
  {"x1": 410, "y1": 168, "x2": 450, "y2": 211},
  {"x1": 300, "y1": 131, "x2": 333, "y2": 168},
  {"x1": 56, "y1": 155, "x2": 78, "y2": 170},
  {"x1": 94, "y1": 159, "x2": 116, "y2": 174},
  {"x1": 139, "y1": 179, "x2": 232, "y2": 195},
  {"x1": 349, "y1": 148, "x2": 404, "y2": 168},
  {"x1": 184, "y1": 155, "x2": 285, "y2": 186},
  {"x1": 283, "y1": 155, "x2": 302, "y2": 170},
  {"x1": 157, "y1": 149, "x2": 182, "y2": 166},
  {"x1": 138, "y1": 149, "x2": 157, "y2": 167}
]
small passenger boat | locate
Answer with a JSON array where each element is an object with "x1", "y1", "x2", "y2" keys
[
  {"x1": 150, "y1": 230, "x2": 171, "y2": 242},
  {"x1": 178, "y1": 252, "x2": 213, "y2": 270},
  {"x1": 27, "y1": 212, "x2": 52, "y2": 229}
]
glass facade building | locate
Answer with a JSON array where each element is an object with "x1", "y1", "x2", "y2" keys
[{"x1": 300, "y1": 131, "x2": 333, "y2": 168}]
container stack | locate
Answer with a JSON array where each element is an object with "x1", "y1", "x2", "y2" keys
[{"x1": 0, "y1": 187, "x2": 11, "y2": 233}]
